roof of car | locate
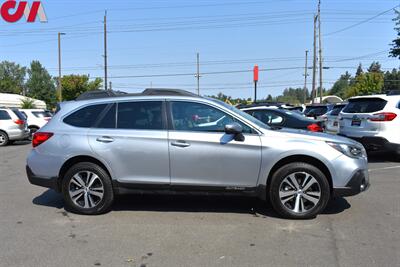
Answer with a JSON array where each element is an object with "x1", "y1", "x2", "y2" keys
[
  {"x1": 348, "y1": 94, "x2": 400, "y2": 101},
  {"x1": 76, "y1": 88, "x2": 200, "y2": 101}
]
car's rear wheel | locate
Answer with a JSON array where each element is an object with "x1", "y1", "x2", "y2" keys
[
  {"x1": 62, "y1": 162, "x2": 114, "y2": 215},
  {"x1": 0, "y1": 131, "x2": 9, "y2": 146},
  {"x1": 269, "y1": 162, "x2": 330, "y2": 219}
]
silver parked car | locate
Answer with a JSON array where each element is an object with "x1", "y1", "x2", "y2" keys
[
  {"x1": 0, "y1": 107, "x2": 30, "y2": 146},
  {"x1": 26, "y1": 89, "x2": 369, "y2": 219}
]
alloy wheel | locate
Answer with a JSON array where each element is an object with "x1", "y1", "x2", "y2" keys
[
  {"x1": 68, "y1": 171, "x2": 104, "y2": 209},
  {"x1": 279, "y1": 172, "x2": 321, "y2": 214}
]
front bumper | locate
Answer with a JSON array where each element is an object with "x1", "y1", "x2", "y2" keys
[
  {"x1": 333, "y1": 170, "x2": 370, "y2": 197},
  {"x1": 26, "y1": 165, "x2": 59, "y2": 192}
]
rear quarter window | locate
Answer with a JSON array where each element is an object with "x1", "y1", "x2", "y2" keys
[
  {"x1": 12, "y1": 109, "x2": 26, "y2": 120},
  {"x1": 64, "y1": 104, "x2": 108, "y2": 128},
  {"x1": 32, "y1": 111, "x2": 53, "y2": 118},
  {"x1": 342, "y1": 98, "x2": 387, "y2": 113},
  {"x1": 0, "y1": 110, "x2": 11, "y2": 120}
]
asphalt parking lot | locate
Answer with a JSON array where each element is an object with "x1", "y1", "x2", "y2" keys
[{"x1": 0, "y1": 143, "x2": 399, "y2": 267}]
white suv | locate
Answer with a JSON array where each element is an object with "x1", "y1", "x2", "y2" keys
[
  {"x1": 339, "y1": 94, "x2": 400, "y2": 156},
  {"x1": 20, "y1": 109, "x2": 52, "y2": 136}
]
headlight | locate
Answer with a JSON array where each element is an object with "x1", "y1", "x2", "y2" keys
[{"x1": 327, "y1": 142, "x2": 367, "y2": 159}]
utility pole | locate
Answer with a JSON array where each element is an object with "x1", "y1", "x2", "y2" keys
[
  {"x1": 109, "y1": 81, "x2": 112, "y2": 91},
  {"x1": 318, "y1": 0, "x2": 323, "y2": 104},
  {"x1": 58, "y1": 32, "x2": 66, "y2": 102},
  {"x1": 303, "y1": 50, "x2": 309, "y2": 104},
  {"x1": 196, "y1": 53, "x2": 200, "y2": 95},
  {"x1": 104, "y1": 11, "x2": 108, "y2": 91},
  {"x1": 311, "y1": 14, "x2": 318, "y2": 104}
]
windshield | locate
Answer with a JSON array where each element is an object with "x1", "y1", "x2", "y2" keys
[
  {"x1": 342, "y1": 98, "x2": 387, "y2": 113},
  {"x1": 208, "y1": 98, "x2": 270, "y2": 129}
]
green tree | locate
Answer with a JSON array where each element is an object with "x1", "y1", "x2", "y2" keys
[
  {"x1": 0, "y1": 61, "x2": 26, "y2": 94},
  {"x1": 367, "y1": 61, "x2": 382, "y2": 73},
  {"x1": 26, "y1": 61, "x2": 57, "y2": 108},
  {"x1": 389, "y1": 9, "x2": 400, "y2": 59},
  {"x1": 61, "y1": 75, "x2": 103, "y2": 101},
  {"x1": 330, "y1": 72, "x2": 351, "y2": 99},
  {"x1": 346, "y1": 72, "x2": 384, "y2": 98},
  {"x1": 266, "y1": 94, "x2": 273, "y2": 101},
  {"x1": 20, "y1": 98, "x2": 36, "y2": 109},
  {"x1": 383, "y1": 68, "x2": 400, "y2": 92}
]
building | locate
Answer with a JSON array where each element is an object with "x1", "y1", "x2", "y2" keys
[{"x1": 0, "y1": 93, "x2": 47, "y2": 109}]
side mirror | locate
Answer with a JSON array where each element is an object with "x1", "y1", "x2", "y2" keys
[{"x1": 224, "y1": 122, "x2": 245, "y2": 142}]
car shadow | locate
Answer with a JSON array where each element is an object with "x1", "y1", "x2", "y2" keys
[
  {"x1": 32, "y1": 189, "x2": 351, "y2": 219},
  {"x1": 12, "y1": 140, "x2": 31, "y2": 146},
  {"x1": 32, "y1": 189, "x2": 64, "y2": 209},
  {"x1": 367, "y1": 151, "x2": 400, "y2": 163}
]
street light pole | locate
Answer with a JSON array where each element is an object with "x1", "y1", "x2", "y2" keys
[{"x1": 58, "y1": 32, "x2": 66, "y2": 102}]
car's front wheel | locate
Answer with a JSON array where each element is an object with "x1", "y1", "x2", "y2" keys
[
  {"x1": 62, "y1": 162, "x2": 114, "y2": 215},
  {"x1": 269, "y1": 162, "x2": 330, "y2": 219}
]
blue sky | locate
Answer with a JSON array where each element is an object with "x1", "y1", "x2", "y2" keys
[{"x1": 1, "y1": 0, "x2": 399, "y2": 99}]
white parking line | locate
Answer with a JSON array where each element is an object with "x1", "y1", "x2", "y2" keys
[{"x1": 369, "y1": 166, "x2": 400, "y2": 172}]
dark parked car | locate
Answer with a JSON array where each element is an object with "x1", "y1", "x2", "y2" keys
[{"x1": 241, "y1": 107, "x2": 324, "y2": 132}]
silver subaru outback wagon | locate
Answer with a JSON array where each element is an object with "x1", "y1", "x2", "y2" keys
[{"x1": 26, "y1": 89, "x2": 369, "y2": 219}]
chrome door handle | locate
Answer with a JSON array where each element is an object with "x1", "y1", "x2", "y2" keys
[
  {"x1": 171, "y1": 141, "x2": 190, "y2": 148},
  {"x1": 96, "y1": 136, "x2": 114, "y2": 143}
]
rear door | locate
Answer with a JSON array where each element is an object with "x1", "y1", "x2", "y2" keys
[
  {"x1": 339, "y1": 98, "x2": 387, "y2": 137},
  {"x1": 88, "y1": 100, "x2": 170, "y2": 185}
]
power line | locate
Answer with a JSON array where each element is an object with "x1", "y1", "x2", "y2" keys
[{"x1": 324, "y1": 5, "x2": 399, "y2": 36}]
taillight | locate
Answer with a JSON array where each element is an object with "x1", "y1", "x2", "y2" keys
[
  {"x1": 368, "y1": 112, "x2": 397, "y2": 122},
  {"x1": 307, "y1": 123, "x2": 323, "y2": 132},
  {"x1": 14, "y1": 119, "x2": 25, "y2": 125},
  {"x1": 32, "y1": 132, "x2": 53, "y2": 148}
]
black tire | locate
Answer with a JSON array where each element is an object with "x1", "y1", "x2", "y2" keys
[
  {"x1": 62, "y1": 162, "x2": 114, "y2": 215},
  {"x1": 28, "y1": 127, "x2": 39, "y2": 141},
  {"x1": 0, "y1": 131, "x2": 9, "y2": 147},
  {"x1": 269, "y1": 162, "x2": 330, "y2": 219}
]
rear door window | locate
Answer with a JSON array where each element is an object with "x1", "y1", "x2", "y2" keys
[
  {"x1": 117, "y1": 101, "x2": 164, "y2": 130},
  {"x1": 252, "y1": 110, "x2": 284, "y2": 125},
  {"x1": 32, "y1": 111, "x2": 53, "y2": 118},
  {"x1": 0, "y1": 110, "x2": 11, "y2": 120},
  {"x1": 64, "y1": 104, "x2": 108, "y2": 128},
  {"x1": 330, "y1": 105, "x2": 345, "y2": 116},
  {"x1": 96, "y1": 104, "x2": 116, "y2": 129},
  {"x1": 342, "y1": 98, "x2": 387, "y2": 113},
  {"x1": 11, "y1": 109, "x2": 26, "y2": 120}
]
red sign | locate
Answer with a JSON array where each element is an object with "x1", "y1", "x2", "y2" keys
[
  {"x1": 253, "y1": 65, "x2": 259, "y2": 82},
  {"x1": 1, "y1": 0, "x2": 47, "y2": 23}
]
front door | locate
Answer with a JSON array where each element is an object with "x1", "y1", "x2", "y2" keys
[{"x1": 168, "y1": 101, "x2": 262, "y2": 188}]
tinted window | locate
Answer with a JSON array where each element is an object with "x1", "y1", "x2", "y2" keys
[
  {"x1": 12, "y1": 109, "x2": 26, "y2": 120},
  {"x1": 171, "y1": 102, "x2": 253, "y2": 133},
  {"x1": 252, "y1": 110, "x2": 284, "y2": 125},
  {"x1": 20, "y1": 111, "x2": 27, "y2": 119},
  {"x1": 342, "y1": 98, "x2": 387, "y2": 113},
  {"x1": 64, "y1": 104, "x2": 107, "y2": 128},
  {"x1": 330, "y1": 105, "x2": 346, "y2": 116},
  {"x1": 96, "y1": 104, "x2": 116, "y2": 129},
  {"x1": 32, "y1": 111, "x2": 52, "y2": 118},
  {"x1": 306, "y1": 106, "x2": 327, "y2": 116},
  {"x1": 0, "y1": 110, "x2": 11, "y2": 120},
  {"x1": 117, "y1": 101, "x2": 163, "y2": 130}
]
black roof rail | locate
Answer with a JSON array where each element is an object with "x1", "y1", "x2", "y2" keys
[
  {"x1": 142, "y1": 88, "x2": 200, "y2": 97},
  {"x1": 76, "y1": 88, "x2": 200, "y2": 101}
]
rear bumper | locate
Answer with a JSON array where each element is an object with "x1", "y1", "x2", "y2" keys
[
  {"x1": 26, "y1": 165, "x2": 59, "y2": 192},
  {"x1": 333, "y1": 170, "x2": 370, "y2": 197},
  {"x1": 339, "y1": 135, "x2": 400, "y2": 153},
  {"x1": 8, "y1": 129, "x2": 30, "y2": 141}
]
